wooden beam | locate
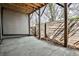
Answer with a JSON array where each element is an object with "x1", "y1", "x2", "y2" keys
[
  {"x1": 64, "y1": 3, "x2": 68, "y2": 47},
  {"x1": 0, "y1": 7, "x2": 3, "y2": 44},
  {"x1": 2, "y1": 3, "x2": 47, "y2": 14},
  {"x1": 35, "y1": 5, "x2": 47, "y2": 16},
  {"x1": 28, "y1": 14, "x2": 31, "y2": 35},
  {"x1": 9, "y1": 3, "x2": 34, "y2": 12},
  {"x1": 2, "y1": 4, "x2": 28, "y2": 14},
  {"x1": 45, "y1": 23, "x2": 47, "y2": 37},
  {"x1": 38, "y1": 9, "x2": 41, "y2": 39},
  {"x1": 30, "y1": 4, "x2": 48, "y2": 14},
  {"x1": 22, "y1": 3, "x2": 35, "y2": 9},
  {"x1": 56, "y1": 3, "x2": 64, "y2": 8},
  {"x1": 2, "y1": 3, "x2": 33, "y2": 14},
  {"x1": 41, "y1": 5, "x2": 47, "y2": 16},
  {"x1": 22, "y1": 3, "x2": 34, "y2": 9},
  {"x1": 32, "y1": 3, "x2": 42, "y2": 8},
  {"x1": 34, "y1": 26, "x2": 36, "y2": 36},
  {"x1": 27, "y1": 4, "x2": 39, "y2": 9},
  {"x1": 9, "y1": 3, "x2": 33, "y2": 10}
]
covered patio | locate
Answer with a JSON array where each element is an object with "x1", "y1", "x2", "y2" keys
[{"x1": 0, "y1": 3, "x2": 79, "y2": 56}]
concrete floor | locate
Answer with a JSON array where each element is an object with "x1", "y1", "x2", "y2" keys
[{"x1": 0, "y1": 36, "x2": 79, "y2": 56}]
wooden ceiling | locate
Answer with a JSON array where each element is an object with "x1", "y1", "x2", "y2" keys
[{"x1": 1, "y1": 3, "x2": 47, "y2": 14}]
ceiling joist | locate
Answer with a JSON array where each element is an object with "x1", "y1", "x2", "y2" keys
[{"x1": 1, "y1": 3, "x2": 47, "y2": 14}]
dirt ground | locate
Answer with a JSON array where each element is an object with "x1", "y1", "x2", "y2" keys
[{"x1": 31, "y1": 21, "x2": 79, "y2": 49}]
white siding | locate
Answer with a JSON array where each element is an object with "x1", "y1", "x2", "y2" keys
[{"x1": 3, "y1": 9, "x2": 29, "y2": 34}]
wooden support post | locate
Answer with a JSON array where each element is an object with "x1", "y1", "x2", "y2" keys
[
  {"x1": 38, "y1": 9, "x2": 41, "y2": 39},
  {"x1": 0, "y1": 7, "x2": 3, "y2": 44},
  {"x1": 45, "y1": 23, "x2": 47, "y2": 37},
  {"x1": 34, "y1": 26, "x2": 36, "y2": 36},
  {"x1": 28, "y1": 14, "x2": 30, "y2": 35},
  {"x1": 64, "y1": 3, "x2": 68, "y2": 47}
]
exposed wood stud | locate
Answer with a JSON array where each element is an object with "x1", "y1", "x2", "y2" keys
[{"x1": 64, "y1": 3, "x2": 68, "y2": 47}]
